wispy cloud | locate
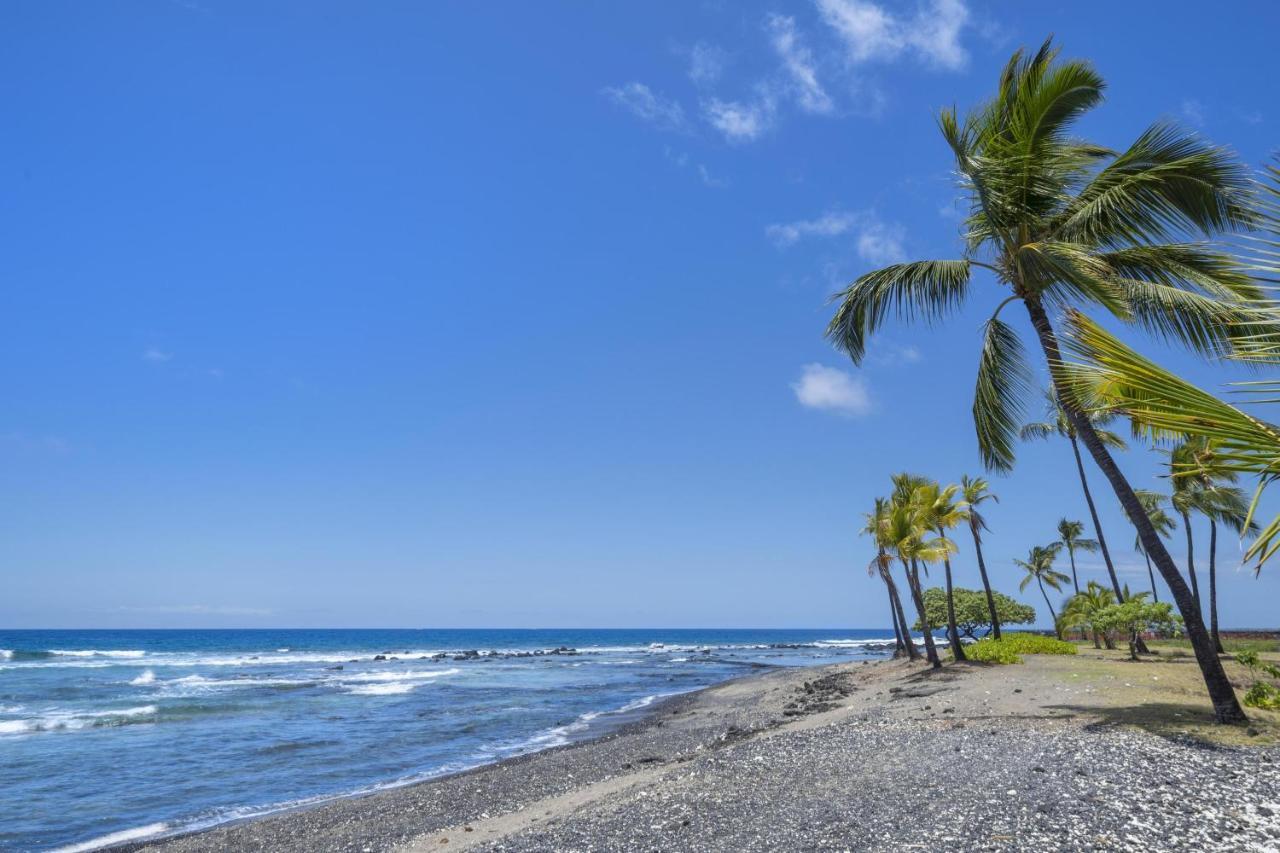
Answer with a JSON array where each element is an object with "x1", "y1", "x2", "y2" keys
[
  {"x1": 663, "y1": 146, "x2": 731, "y2": 189},
  {"x1": 704, "y1": 93, "x2": 776, "y2": 142},
  {"x1": 767, "y1": 14, "x2": 833, "y2": 115},
  {"x1": 817, "y1": 0, "x2": 970, "y2": 70},
  {"x1": 1181, "y1": 98, "x2": 1205, "y2": 127},
  {"x1": 687, "y1": 41, "x2": 728, "y2": 87},
  {"x1": 792, "y1": 363, "x2": 872, "y2": 417},
  {"x1": 766, "y1": 209, "x2": 906, "y2": 265},
  {"x1": 0, "y1": 431, "x2": 70, "y2": 455},
  {"x1": 143, "y1": 347, "x2": 172, "y2": 363},
  {"x1": 869, "y1": 342, "x2": 923, "y2": 366},
  {"x1": 603, "y1": 82, "x2": 687, "y2": 131},
  {"x1": 118, "y1": 604, "x2": 273, "y2": 616}
]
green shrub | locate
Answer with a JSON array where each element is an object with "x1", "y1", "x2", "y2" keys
[{"x1": 962, "y1": 632, "x2": 1078, "y2": 664}]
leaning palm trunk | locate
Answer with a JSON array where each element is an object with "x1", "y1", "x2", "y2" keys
[
  {"x1": 880, "y1": 549, "x2": 919, "y2": 660},
  {"x1": 969, "y1": 522, "x2": 1001, "y2": 640},
  {"x1": 1181, "y1": 510, "x2": 1202, "y2": 610},
  {"x1": 1035, "y1": 575, "x2": 1059, "y2": 636},
  {"x1": 1140, "y1": 546, "x2": 1159, "y2": 602},
  {"x1": 1025, "y1": 298, "x2": 1244, "y2": 723},
  {"x1": 905, "y1": 559, "x2": 941, "y2": 668},
  {"x1": 941, "y1": 554, "x2": 967, "y2": 661},
  {"x1": 1067, "y1": 435, "x2": 1122, "y2": 599},
  {"x1": 886, "y1": 587, "x2": 905, "y2": 654},
  {"x1": 1209, "y1": 519, "x2": 1223, "y2": 654},
  {"x1": 1065, "y1": 541, "x2": 1080, "y2": 594}
]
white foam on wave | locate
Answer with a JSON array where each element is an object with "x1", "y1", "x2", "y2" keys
[
  {"x1": 346, "y1": 681, "x2": 418, "y2": 696},
  {"x1": 0, "y1": 649, "x2": 11, "y2": 660},
  {"x1": 50, "y1": 821, "x2": 169, "y2": 853},
  {"x1": 48, "y1": 649, "x2": 147, "y2": 658},
  {"x1": 0, "y1": 705, "x2": 159, "y2": 737},
  {"x1": 130, "y1": 669, "x2": 156, "y2": 685},
  {"x1": 342, "y1": 667, "x2": 460, "y2": 684}
]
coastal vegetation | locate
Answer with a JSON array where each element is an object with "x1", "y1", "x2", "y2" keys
[
  {"x1": 914, "y1": 587, "x2": 1033, "y2": 640},
  {"x1": 835, "y1": 38, "x2": 1280, "y2": 724},
  {"x1": 964, "y1": 632, "x2": 1077, "y2": 664}
]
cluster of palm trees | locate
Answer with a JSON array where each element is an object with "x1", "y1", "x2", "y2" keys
[
  {"x1": 862, "y1": 474, "x2": 1000, "y2": 669},
  {"x1": 829, "y1": 38, "x2": 1280, "y2": 723}
]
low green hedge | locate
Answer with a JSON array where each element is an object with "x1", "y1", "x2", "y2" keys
[{"x1": 961, "y1": 632, "x2": 1078, "y2": 664}]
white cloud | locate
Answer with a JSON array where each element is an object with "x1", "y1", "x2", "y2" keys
[
  {"x1": 688, "y1": 41, "x2": 727, "y2": 87},
  {"x1": 766, "y1": 209, "x2": 906, "y2": 264},
  {"x1": 792, "y1": 363, "x2": 872, "y2": 417},
  {"x1": 817, "y1": 0, "x2": 970, "y2": 70},
  {"x1": 870, "y1": 342, "x2": 922, "y2": 366},
  {"x1": 143, "y1": 347, "x2": 172, "y2": 363},
  {"x1": 704, "y1": 94, "x2": 776, "y2": 142},
  {"x1": 855, "y1": 219, "x2": 906, "y2": 265},
  {"x1": 767, "y1": 14, "x2": 833, "y2": 115},
  {"x1": 766, "y1": 210, "x2": 860, "y2": 246},
  {"x1": 603, "y1": 82, "x2": 686, "y2": 130},
  {"x1": 697, "y1": 164, "x2": 730, "y2": 188}
]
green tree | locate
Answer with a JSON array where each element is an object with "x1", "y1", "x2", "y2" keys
[
  {"x1": 1015, "y1": 544, "x2": 1070, "y2": 637},
  {"x1": 885, "y1": 473, "x2": 955, "y2": 669},
  {"x1": 1093, "y1": 596, "x2": 1182, "y2": 661},
  {"x1": 825, "y1": 40, "x2": 1263, "y2": 722},
  {"x1": 914, "y1": 587, "x2": 1035, "y2": 639},
  {"x1": 1054, "y1": 518, "x2": 1099, "y2": 595},
  {"x1": 960, "y1": 475, "x2": 1004, "y2": 639},
  {"x1": 1022, "y1": 393, "x2": 1125, "y2": 596}
]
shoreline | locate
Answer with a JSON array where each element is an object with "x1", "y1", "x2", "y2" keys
[
  {"x1": 109, "y1": 646, "x2": 1280, "y2": 851},
  {"x1": 103, "y1": 663, "x2": 787, "y2": 852}
]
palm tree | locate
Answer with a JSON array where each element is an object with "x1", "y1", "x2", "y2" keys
[
  {"x1": 825, "y1": 40, "x2": 1263, "y2": 722},
  {"x1": 862, "y1": 498, "x2": 919, "y2": 660},
  {"x1": 1021, "y1": 391, "x2": 1125, "y2": 597},
  {"x1": 1059, "y1": 581, "x2": 1117, "y2": 648},
  {"x1": 1130, "y1": 490, "x2": 1178, "y2": 603},
  {"x1": 915, "y1": 480, "x2": 969, "y2": 661},
  {"x1": 1202, "y1": 486, "x2": 1252, "y2": 654},
  {"x1": 1015, "y1": 544, "x2": 1071, "y2": 637},
  {"x1": 1054, "y1": 518, "x2": 1099, "y2": 595},
  {"x1": 960, "y1": 475, "x2": 1003, "y2": 639}
]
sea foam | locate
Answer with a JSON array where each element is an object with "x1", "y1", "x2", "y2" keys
[{"x1": 50, "y1": 822, "x2": 169, "y2": 853}]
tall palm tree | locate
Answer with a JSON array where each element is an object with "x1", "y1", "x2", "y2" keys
[
  {"x1": 862, "y1": 497, "x2": 919, "y2": 660},
  {"x1": 1130, "y1": 490, "x2": 1178, "y2": 603},
  {"x1": 1015, "y1": 544, "x2": 1070, "y2": 636},
  {"x1": 915, "y1": 481, "x2": 968, "y2": 661},
  {"x1": 825, "y1": 40, "x2": 1264, "y2": 722},
  {"x1": 1021, "y1": 390, "x2": 1125, "y2": 597},
  {"x1": 1202, "y1": 486, "x2": 1252, "y2": 654},
  {"x1": 1054, "y1": 518, "x2": 1098, "y2": 595},
  {"x1": 960, "y1": 475, "x2": 1003, "y2": 639}
]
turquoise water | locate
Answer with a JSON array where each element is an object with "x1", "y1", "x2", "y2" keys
[{"x1": 0, "y1": 628, "x2": 903, "y2": 851}]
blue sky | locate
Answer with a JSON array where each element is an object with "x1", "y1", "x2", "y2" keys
[{"x1": 3, "y1": 0, "x2": 1279, "y2": 629}]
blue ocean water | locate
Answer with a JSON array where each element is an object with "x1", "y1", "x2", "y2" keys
[{"x1": 0, "y1": 628, "x2": 905, "y2": 851}]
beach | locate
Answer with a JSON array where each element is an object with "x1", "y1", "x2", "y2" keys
[{"x1": 126, "y1": 647, "x2": 1280, "y2": 853}]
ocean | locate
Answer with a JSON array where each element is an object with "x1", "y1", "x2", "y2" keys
[{"x1": 0, "y1": 628, "x2": 905, "y2": 851}]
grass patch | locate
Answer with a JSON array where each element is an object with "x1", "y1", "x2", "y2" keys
[
  {"x1": 1154, "y1": 637, "x2": 1280, "y2": 655},
  {"x1": 962, "y1": 632, "x2": 1078, "y2": 664}
]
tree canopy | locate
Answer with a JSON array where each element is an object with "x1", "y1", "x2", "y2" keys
[{"x1": 913, "y1": 587, "x2": 1035, "y2": 638}]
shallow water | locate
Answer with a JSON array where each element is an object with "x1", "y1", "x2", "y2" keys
[{"x1": 0, "y1": 628, "x2": 904, "y2": 851}]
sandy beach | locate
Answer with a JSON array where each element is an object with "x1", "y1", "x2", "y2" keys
[{"x1": 125, "y1": 647, "x2": 1280, "y2": 853}]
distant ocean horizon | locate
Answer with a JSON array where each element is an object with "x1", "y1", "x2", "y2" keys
[{"x1": 0, "y1": 627, "x2": 916, "y2": 851}]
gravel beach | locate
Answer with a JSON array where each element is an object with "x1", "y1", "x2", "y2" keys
[{"x1": 128, "y1": 652, "x2": 1280, "y2": 853}]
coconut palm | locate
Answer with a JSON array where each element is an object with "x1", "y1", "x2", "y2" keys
[
  {"x1": 1015, "y1": 544, "x2": 1071, "y2": 636},
  {"x1": 1054, "y1": 518, "x2": 1099, "y2": 595},
  {"x1": 862, "y1": 497, "x2": 919, "y2": 660},
  {"x1": 960, "y1": 475, "x2": 1003, "y2": 640},
  {"x1": 1129, "y1": 490, "x2": 1178, "y2": 603},
  {"x1": 1059, "y1": 581, "x2": 1117, "y2": 648},
  {"x1": 886, "y1": 473, "x2": 955, "y2": 669},
  {"x1": 915, "y1": 481, "x2": 969, "y2": 661},
  {"x1": 1021, "y1": 391, "x2": 1126, "y2": 597},
  {"x1": 825, "y1": 39, "x2": 1264, "y2": 722}
]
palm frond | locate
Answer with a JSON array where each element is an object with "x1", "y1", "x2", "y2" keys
[
  {"x1": 974, "y1": 317, "x2": 1035, "y2": 471},
  {"x1": 826, "y1": 261, "x2": 973, "y2": 364}
]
